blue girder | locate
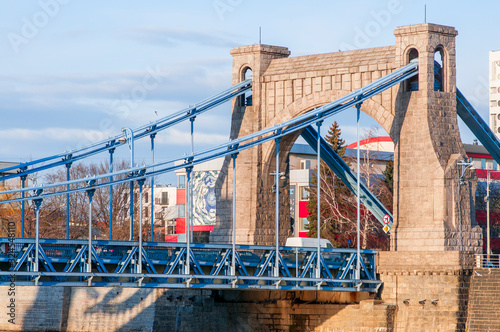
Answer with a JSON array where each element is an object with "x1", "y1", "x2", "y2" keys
[
  {"x1": 300, "y1": 125, "x2": 393, "y2": 232},
  {"x1": 457, "y1": 89, "x2": 500, "y2": 165},
  {"x1": 432, "y1": 60, "x2": 500, "y2": 164}
]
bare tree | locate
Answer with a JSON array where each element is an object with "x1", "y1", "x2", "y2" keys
[{"x1": 306, "y1": 124, "x2": 392, "y2": 250}]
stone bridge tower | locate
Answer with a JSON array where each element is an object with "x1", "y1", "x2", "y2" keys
[
  {"x1": 391, "y1": 24, "x2": 480, "y2": 252},
  {"x1": 209, "y1": 23, "x2": 483, "y2": 331},
  {"x1": 211, "y1": 23, "x2": 481, "y2": 254}
]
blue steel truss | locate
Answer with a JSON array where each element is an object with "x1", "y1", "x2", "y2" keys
[
  {"x1": 0, "y1": 239, "x2": 380, "y2": 291},
  {"x1": 457, "y1": 89, "x2": 500, "y2": 164},
  {"x1": 301, "y1": 126, "x2": 393, "y2": 231},
  {"x1": 0, "y1": 60, "x2": 423, "y2": 290}
]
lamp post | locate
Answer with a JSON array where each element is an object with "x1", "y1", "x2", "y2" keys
[
  {"x1": 120, "y1": 128, "x2": 135, "y2": 167},
  {"x1": 457, "y1": 159, "x2": 474, "y2": 252},
  {"x1": 120, "y1": 128, "x2": 135, "y2": 241}
]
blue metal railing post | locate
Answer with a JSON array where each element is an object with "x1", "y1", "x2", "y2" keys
[
  {"x1": 109, "y1": 148, "x2": 115, "y2": 240},
  {"x1": 138, "y1": 178, "x2": 145, "y2": 275},
  {"x1": 130, "y1": 181, "x2": 134, "y2": 241},
  {"x1": 185, "y1": 166, "x2": 193, "y2": 275},
  {"x1": 122, "y1": 128, "x2": 135, "y2": 241},
  {"x1": 150, "y1": 133, "x2": 156, "y2": 242},
  {"x1": 275, "y1": 137, "x2": 281, "y2": 277},
  {"x1": 86, "y1": 181, "x2": 96, "y2": 279},
  {"x1": 355, "y1": 102, "x2": 362, "y2": 280},
  {"x1": 190, "y1": 116, "x2": 195, "y2": 242},
  {"x1": 316, "y1": 120, "x2": 322, "y2": 278},
  {"x1": 65, "y1": 162, "x2": 72, "y2": 239},
  {"x1": 33, "y1": 189, "x2": 43, "y2": 276},
  {"x1": 20, "y1": 175, "x2": 27, "y2": 238},
  {"x1": 231, "y1": 152, "x2": 238, "y2": 276}
]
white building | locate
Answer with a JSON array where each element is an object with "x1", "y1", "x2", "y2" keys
[{"x1": 132, "y1": 184, "x2": 177, "y2": 240}]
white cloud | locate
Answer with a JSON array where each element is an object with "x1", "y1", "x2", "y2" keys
[
  {"x1": 155, "y1": 128, "x2": 228, "y2": 146},
  {"x1": 0, "y1": 128, "x2": 115, "y2": 144}
]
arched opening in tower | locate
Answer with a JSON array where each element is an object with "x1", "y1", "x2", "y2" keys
[
  {"x1": 434, "y1": 47, "x2": 444, "y2": 92},
  {"x1": 407, "y1": 48, "x2": 419, "y2": 91}
]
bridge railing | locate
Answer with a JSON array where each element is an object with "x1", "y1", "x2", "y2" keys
[{"x1": 0, "y1": 238, "x2": 380, "y2": 291}]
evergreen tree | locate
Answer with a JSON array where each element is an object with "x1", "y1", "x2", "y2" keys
[
  {"x1": 324, "y1": 121, "x2": 346, "y2": 156},
  {"x1": 378, "y1": 158, "x2": 394, "y2": 219},
  {"x1": 382, "y1": 159, "x2": 393, "y2": 194}
]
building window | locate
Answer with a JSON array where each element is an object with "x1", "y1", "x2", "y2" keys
[
  {"x1": 161, "y1": 192, "x2": 169, "y2": 205},
  {"x1": 491, "y1": 100, "x2": 497, "y2": 107},
  {"x1": 178, "y1": 204, "x2": 186, "y2": 218},
  {"x1": 166, "y1": 220, "x2": 176, "y2": 235},
  {"x1": 144, "y1": 206, "x2": 149, "y2": 218},
  {"x1": 178, "y1": 175, "x2": 186, "y2": 189},
  {"x1": 300, "y1": 186, "x2": 309, "y2": 200},
  {"x1": 481, "y1": 158, "x2": 486, "y2": 170},
  {"x1": 299, "y1": 217, "x2": 309, "y2": 231},
  {"x1": 145, "y1": 192, "x2": 149, "y2": 204},
  {"x1": 300, "y1": 160, "x2": 311, "y2": 170}
]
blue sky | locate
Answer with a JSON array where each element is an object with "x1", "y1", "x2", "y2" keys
[{"x1": 0, "y1": 0, "x2": 498, "y2": 184}]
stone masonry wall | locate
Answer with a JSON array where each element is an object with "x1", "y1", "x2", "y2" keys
[
  {"x1": 466, "y1": 268, "x2": 500, "y2": 331},
  {"x1": 1, "y1": 286, "x2": 398, "y2": 332},
  {"x1": 378, "y1": 251, "x2": 475, "y2": 331}
]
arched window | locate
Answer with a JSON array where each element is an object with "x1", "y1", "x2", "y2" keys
[
  {"x1": 244, "y1": 67, "x2": 253, "y2": 80},
  {"x1": 434, "y1": 47, "x2": 444, "y2": 92},
  {"x1": 241, "y1": 67, "x2": 253, "y2": 106},
  {"x1": 407, "y1": 48, "x2": 419, "y2": 91}
]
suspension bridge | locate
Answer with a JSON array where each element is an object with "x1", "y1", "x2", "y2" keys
[{"x1": 0, "y1": 23, "x2": 499, "y2": 299}]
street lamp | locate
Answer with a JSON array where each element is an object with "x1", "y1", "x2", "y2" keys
[
  {"x1": 457, "y1": 159, "x2": 474, "y2": 252},
  {"x1": 119, "y1": 128, "x2": 135, "y2": 167},
  {"x1": 120, "y1": 127, "x2": 135, "y2": 241}
]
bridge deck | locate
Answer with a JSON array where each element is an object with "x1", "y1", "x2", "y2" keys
[{"x1": 0, "y1": 238, "x2": 380, "y2": 291}]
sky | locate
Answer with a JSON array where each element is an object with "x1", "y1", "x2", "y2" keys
[{"x1": 0, "y1": 0, "x2": 498, "y2": 184}]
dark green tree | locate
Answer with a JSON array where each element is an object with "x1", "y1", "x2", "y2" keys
[
  {"x1": 324, "y1": 121, "x2": 346, "y2": 157},
  {"x1": 382, "y1": 159, "x2": 393, "y2": 194}
]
